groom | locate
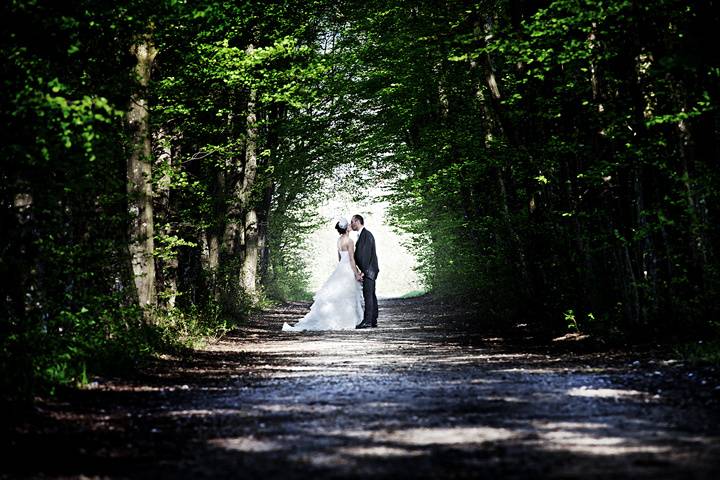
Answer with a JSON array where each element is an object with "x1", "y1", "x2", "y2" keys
[{"x1": 351, "y1": 214, "x2": 379, "y2": 328}]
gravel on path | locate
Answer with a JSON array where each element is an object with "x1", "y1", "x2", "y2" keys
[{"x1": 4, "y1": 296, "x2": 720, "y2": 479}]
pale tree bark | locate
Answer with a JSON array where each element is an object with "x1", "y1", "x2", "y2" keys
[
  {"x1": 200, "y1": 228, "x2": 221, "y2": 302},
  {"x1": 203, "y1": 139, "x2": 226, "y2": 302},
  {"x1": 257, "y1": 182, "x2": 274, "y2": 285},
  {"x1": 219, "y1": 44, "x2": 260, "y2": 301},
  {"x1": 153, "y1": 127, "x2": 178, "y2": 308},
  {"x1": 127, "y1": 33, "x2": 157, "y2": 319},
  {"x1": 12, "y1": 193, "x2": 35, "y2": 317},
  {"x1": 240, "y1": 74, "x2": 259, "y2": 298},
  {"x1": 222, "y1": 103, "x2": 243, "y2": 257},
  {"x1": 200, "y1": 231, "x2": 220, "y2": 271}
]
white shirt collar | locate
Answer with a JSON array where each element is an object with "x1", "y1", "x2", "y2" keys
[{"x1": 357, "y1": 226, "x2": 364, "y2": 236}]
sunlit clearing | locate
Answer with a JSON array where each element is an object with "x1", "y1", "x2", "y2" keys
[{"x1": 307, "y1": 188, "x2": 423, "y2": 298}]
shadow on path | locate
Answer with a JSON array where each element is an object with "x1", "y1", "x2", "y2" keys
[{"x1": 4, "y1": 296, "x2": 720, "y2": 478}]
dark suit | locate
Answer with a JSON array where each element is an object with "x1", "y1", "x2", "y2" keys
[{"x1": 354, "y1": 228, "x2": 379, "y2": 326}]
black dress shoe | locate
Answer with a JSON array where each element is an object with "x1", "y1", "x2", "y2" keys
[
  {"x1": 356, "y1": 322, "x2": 371, "y2": 329},
  {"x1": 371, "y1": 323, "x2": 377, "y2": 328}
]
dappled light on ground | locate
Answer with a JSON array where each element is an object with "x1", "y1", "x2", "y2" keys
[
  {"x1": 566, "y1": 387, "x2": 645, "y2": 399},
  {"x1": 4, "y1": 297, "x2": 719, "y2": 478}
]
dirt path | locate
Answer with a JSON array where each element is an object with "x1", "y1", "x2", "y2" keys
[{"x1": 4, "y1": 297, "x2": 720, "y2": 478}]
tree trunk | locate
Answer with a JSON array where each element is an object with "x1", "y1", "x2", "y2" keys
[
  {"x1": 221, "y1": 129, "x2": 242, "y2": 257},
  {"x1": 126, "y1": 33, "x2": 157, "y2": 320},
  {"x1": 153, "y1": 127, "x2": 179, "y2": 308},
  {"x1": 240, "y1": 68, "x2": 259, "y2": 298},
  {"x1": 472, "y1": 15, "x2": 533, "y2": 297},
  {"x1": 620, "y1": 242, "x2": 641, "y2": 325},
  {"x1": 678, "y1": 117, "x2": 709, "y2": 268},
  {"x1": 218, "y1": 44, "x2": 260, "y2": 301},
  {"x1": 200, "y1": 228, "x2": 221, "y2": 302},
  {"x1": 200, "y1": 230, "x2": 220, "y2": 271},
  {"x1": 10, "y1": 193, "x2": 35, "y2": 318},
  {"x1": 257, "y1": 175, "x2": 274, "y2": 286},
  {"x1": 257, "y1": 103, "x2": 283, "y2": 287},
  {"x1": 625, "y1": 10, "x2": 658, "y2": 325},
  {"x1": 242, "y1": 209, "x2": 259, "y2": 296},
  {"x1": 495, "y1": 166, "x2": 531, "y2": 296}
]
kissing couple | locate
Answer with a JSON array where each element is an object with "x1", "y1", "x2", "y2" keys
[{"x1": 282, "y1": 214, "x2": 379, "y2": 331}]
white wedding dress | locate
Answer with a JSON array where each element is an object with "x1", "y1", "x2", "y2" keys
[{"x1": 282, "y1": 250, "x2": 364, "y2": 331}]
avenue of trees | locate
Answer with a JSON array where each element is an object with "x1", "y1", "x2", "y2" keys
[{"x1": 2, "y1": 0, "x2": 718, "y2": 398}]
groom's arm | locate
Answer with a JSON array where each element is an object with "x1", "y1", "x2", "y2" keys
[
  {"x1": 354, "y1": 237, "x2": 364, "y2": 269},
  {"x1": 366, "y1": 232, "x2": 379, "y2": 276},
  {"x1": 360, "y1": 238, "x2": 373, "y2": 270},
  {"x1": 348, "y1": 239, "x2": 364, "y2": 281}
]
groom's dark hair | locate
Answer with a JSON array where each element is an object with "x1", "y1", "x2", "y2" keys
[{"x1": 352, "y1": 214, "x2": 364, "y2": 225}]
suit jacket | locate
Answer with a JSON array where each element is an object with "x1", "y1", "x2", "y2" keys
[{"x1": 354, "y1": 228, "x2": 379, "y2": 280}]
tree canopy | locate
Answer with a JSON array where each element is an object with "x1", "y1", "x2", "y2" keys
[{"x1": 2, "y1": 0, "x2": 718, "y2": 399}]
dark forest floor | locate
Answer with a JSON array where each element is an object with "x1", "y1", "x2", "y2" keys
[{"x1": 3, "y1": 296, "x2": 720, "y2": 479}]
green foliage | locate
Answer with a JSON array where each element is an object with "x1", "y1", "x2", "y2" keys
[
  {"x1": 324, "y1": 0, "x2": 720, "y2": 338},
  {"x1": 3, "y1": 0, "x2": 719, "y2": 403},
  {"x1": 674, "y1": 341, "x2": 720, "y2": 365},
  {"x1": 400, "y1": 290, "x2": 428, "y2": 299},
  {"x1": 1, "y1": 0, "x2": 336, "y2": 402},
  {"x1": 150, "y1": 303, "x2": 231, "y2": 349},
  {"x1": 564, "y1": 310, "x2": 596, "y2": 334},
  {"x1": 564, "y1": 310, "x2": 579, "y2": 333},
  {"x1": 2, "y1": 1, "x2": 140, "y2": 400}
]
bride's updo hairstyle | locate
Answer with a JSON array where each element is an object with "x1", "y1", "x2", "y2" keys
[{"x1": 335, "y1": 217, "x2": 348, "y2": 234}]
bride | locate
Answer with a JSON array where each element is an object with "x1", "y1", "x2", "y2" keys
[{"x1": 282, "y1": 217, "x2": 365, "y2": 331}]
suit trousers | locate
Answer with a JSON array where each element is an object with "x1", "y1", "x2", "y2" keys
[{"x1": 362, "y1": 276, "x2": 378, "y2": 326}]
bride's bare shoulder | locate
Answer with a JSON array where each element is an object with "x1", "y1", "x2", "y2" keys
[{"x1": 338, "y1": 236, "x2": 354, "y2": 251}]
